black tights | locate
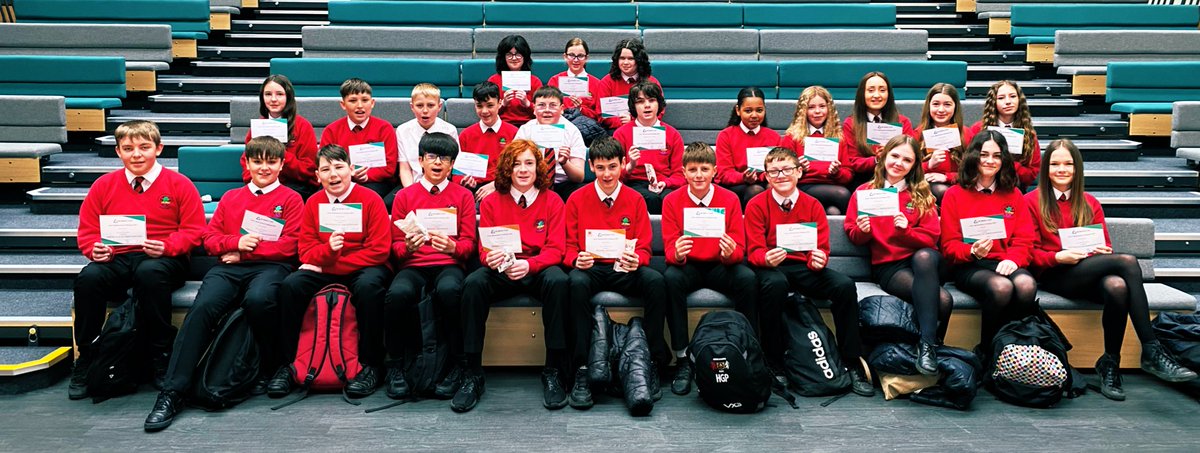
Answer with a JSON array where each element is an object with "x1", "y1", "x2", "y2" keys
[
  {"x1": 799, "y1": 184, "x2": 850, "y2": 215},
  {"x1": 879, "y1": 249, "x2": 954, "y2": 343},
  {"x1": 955, "y1": 262, "x2": 1038, "y2": 347},
  {"x1": 1038, "y1": 253, "x2": 1154, "y2": 356}
]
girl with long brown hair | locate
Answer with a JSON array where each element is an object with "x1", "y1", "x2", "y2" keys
[
  {"x1": 964, "y1": 80, "x2": 1040, "y2": 189},
  {"x1": 916, "y1": 83, "x2": 966, "y2": 202},
  {"x1": 838, "y1": 72, "x2": 916, "y2": 187}
]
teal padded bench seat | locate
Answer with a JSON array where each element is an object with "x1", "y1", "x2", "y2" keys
[
  {"x1": 778, "y1": 60, "x2": 967, "y2": 100},
  {"x1": 1010, "y1": 4, "x2": 1200, "y2": 46},
  {"x1": 0, "y1": 55, "x2": 124, "y2": 131},
  {"x1": 1107, "y1": 62, "x2": 1200, "y2": 112},
  {"x1": 636, "y1": 3, "x2": 743, "y2": 28},
  {"x1": 326, "y1": 0, "x2": 484, "y2": 27},
  {"x1": 742, "y1": 4, "x2": 896, "y2": 29},
  {"x1": 652, "y1": 61, "x2": 779, "y2": 99},
  {"x1": 484, "y1": 2, "x2": 636, "y2": 28},
  {"x1": 301, "y1": 26, "x2": 475, "y2": 60},
  {"x1": 177, "y1": 145, "x2": 246, "y2": 200},
  {"x1": 13, "y1": 0, "x2": 211, "y2": 40},
  {"x1": 270, "y1": 58, "x2": 462, "y2": 98}
]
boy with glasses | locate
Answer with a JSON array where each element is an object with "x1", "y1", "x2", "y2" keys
[{"x1": 514, "y1": 86, "x2": 587, "y2": 202}]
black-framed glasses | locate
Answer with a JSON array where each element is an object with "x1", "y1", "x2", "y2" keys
[
  {"x1": 505, "y1": 53, "x2": 523, "y2": 60},
  {"x1": 565, "y1": 53, "x2": 588, "y2": 61},
  {"x1": 423, "y1": 155, "x2": 454, "y2": 163},
  {"x1": 766, "y1": 167, "x2": 797, "y2": 178}
]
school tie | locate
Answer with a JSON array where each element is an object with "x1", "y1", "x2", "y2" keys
[
  {"x1": 333, "y1": 198, "x2": 341, "y2": 204},
  {"x1": 430, "y1": 185, "x2": 440, "y2": 196},
  {"x1": 132, "y1": 176, "x2": 145, "y2": 194},
  {"x1": 872, "y1": 116, "x2": 883, "y2": 124},
  {"x1": 697, "y1": 201, "x2": 706, "y2": 208},
  {"x1": 1058, "y1": 194, "x2": 1067, "y2": 202},
  {"x1": 255, "y1": 189, "x2": 264, "y2": 196},
  {"x1": 519, "y1": 195, "x2": 528, "y2": 209},
  {"x1": 352, "y1": 125, "x2": 363, "y2": 133},
  {"x1": 981, "y1": 188, "x2": 993, "y2": 195},
  {"x1": 780, "y1": 199, "x2": 793, "y2": 212},
  {"x1": 603, "y1": 197, "x2": 614, "y2": 208}
]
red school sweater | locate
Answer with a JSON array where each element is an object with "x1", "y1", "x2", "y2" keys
[
  {"x1": 318, "y1": 116, "x2": 399, "y2": 184},
  {"x1": 77, "y1": 168, "x2": 205, "y2": 260},
  {"x1": 478, "y1": 189, "x2": 566, "y2": 274},
  {"x1": 612, "y1": 120, "x2": 685, "y2": 188},
  {"x1": 964, "y1": 121, "x2": 1042, "y2": 189},
  {"x1": 939, "y1": 185, "x2": 1036, "y2": 267},
  {"x1": 661, "y1": 185, "x2": 746, "y2": 265},
  {"x1": 242, "y1": 114, "x2": 319, "y2": 188},
  {"x1": 843, "y1": 183, "x2": 941, "y2": 265},
  {"x1": 548, "y1": 71, "x2": 603, "y2": 120},
  {"x1": 714, "y1": 125, "x2": 782, "y2": 186},
  {"x1": 838, "y1": 115, "x2": 916, "y2": 176},
  {"x1": 488, "y1": 73, "x2": 543, "y2": 126},
  {"x1": 778, "y1": 130, "x2": 853, "y2": 186},
  {"x1": 595, "y1": 74, "x2": 662, "y2": 130},
  {"x1": 202, "y1": 184, "x2": 305, "y2": 262},
  {"x1": 452, "y1": 120, "x2": 518, "y2": 187},
  {"x1": 1024, "y1": 189, "x2": 1112, "y2": 274},
  {"x1": 390, "y1": 181, "x2": 477, "y2": 269},
  {"x1": 563, "y1": 184, "x2": 653, "y2": 266},
  {"x1": 744, "y1": 189, "x2": 829, "y2": 269},
  {"x1": 298, "y1": 184, "x2": 391, "y2": 275}
]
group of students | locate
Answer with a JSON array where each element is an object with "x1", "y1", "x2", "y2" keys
[{"x1": 67, "y1": 35, "x2": 1200, "y2": 432}]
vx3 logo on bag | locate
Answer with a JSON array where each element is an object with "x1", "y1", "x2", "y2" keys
[
  {"x1": 723, "y1": 402, "x2": 743, "y2": 409},
  {"x1": 808, "y1": 331, "x2": 835, "y2": 379}
]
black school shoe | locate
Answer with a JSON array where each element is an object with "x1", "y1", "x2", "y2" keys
[
  {"x1": 541, "y1": 367, "x2": 568, "y2": 410},
  {"x1": 345, "y1": 365, "x2": 381, "y2": 398},
  {"x1": 266, "y1": 366, "x2": 294, "y2": 398},
  {"x1": 68, "y1": 356, "x2": 91, "y2": 400},
  {"x1": 1095, "y1": 353, "x2": 1125, "y2": 401},
  {"x1": 568, "y1": 367, "x2": 593, "y2": 410},
  {"x1": 385, "y1": 366, "x2": 411, "y2": 400},
  {"x1": 1141, "y1": 341, "x2": 1199, "y2": 383},
  {"x1": 648, "y1": 362, "x2": 663, "y2": 402},
  {"x1": 451, "y1": 371, "x2": 485, "y2": 413},
  {"x1": 433, "y1": 363, "x2": 466, "y2": 400},
  {"x1": 144, "y1": 390, "x2": 183, "y2": 432},
  {"x1": 671, "y1": 359, "x2": 694, "y2": 396},
  {"x1": 916, "y1": 342, "x2": 939, "y2": 376},
  {"x1": 849, "y1": 368, "x2": 875, "y2": 397}
]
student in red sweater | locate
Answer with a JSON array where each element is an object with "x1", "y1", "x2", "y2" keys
[
  {"x1": 318, "y1": 78, "x2": 400, "y2": 203},
  {"x1": 458, "y1": 139, "x2": 569, "y2": 412},
  {"x1": 267, "y1": 145, "x2": 392, "y2": 399},
  {"x1": 563, "y1": 137, "x2": 666, "y2": 410},
  {"x1": 612, "y1": 81, "x2": 683, "y2": 214},
  {"x1": 916, "y1": 83, "x2": 967, "y2": 202},
  {"x1": 661, "y1": 142, "x2": 755, "y2": 396},
  {"x1": 384, "y1": 132, "x2": 478, "y2": 402},
  {"x1": 747, "y1": 147, "x2": 872, "y2": 397},
  {"x1": 71, "y1": 120, "x2": 205, "y2": 400},
  {"x1": 1026, "y1": 139, "x2": 1196, "y2": 400},
  {"x1": 839, "y1": 72, "x2": 916, "y2": 187},
  {"x1": 715, "y1": 87, "x2": 781, "y2": 206},
  {"x1": 844, "y1": 135, "x2": 951, "y2": 376},
  {"x1": 243, "y1": 74, "x2": 318, "y2": 199},
  {"x1": 488, "y1": 34, "x2": 542, "y2": 126},
  {"x1": 144, "y1": 136, "x2": 304, "y2": 431},
  {"x1": 455, "y1": 82, "x2": 518, "y2": 203},
  {"x1": 779, "y1": 85, "x2": 853, "y2": 214},
  {"x1": 939, "y1": 130, "x2": 1038, "y2": 350},
  {"x1": 595, "y1": 38, "x2": 662, "y2": 131},
  {"x1": 963, "y1": 80, "x2": 1041, "y2": 190},
  {"x1": 548, "y1": 37, "x2": 605, "y2": 143}
]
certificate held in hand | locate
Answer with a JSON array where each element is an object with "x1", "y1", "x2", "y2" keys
[
  {"x1": 745, "y1": 147, "x2": 771, "y2": 172},
  {"x1": 776, "y1": 223, "x2": 818, "y2": 252},
  {"x1": 856, "y1": 187, "x2": 900, "y2": 217},
  {"x1": 922, "y1": 126, "x2": 961, "y2": 151},
  {"x1": 558, "y1": 76, "x2": 589, "y2": 97},
  {"x1": 986, "y1": 126, "x2": 1025, "y2": 155},
  {"x1": 683, "y1": 207, "x2": 726, "y2": 238},
  {"x1": 632, "y1": 126, "x2": 666, "y2": 150},
  {"x1": 415, "y1": 208, "x2": 459, "y2": 236},
  {"x1": 959, "y1": 215, "x2": 1007, "y2": 244},
  {"x1": 479, "y1": 225, "x2": 522, "y2": 253},
  {"x1": 532, "y1": 123, "x2": 565, "y2": 150},
  {"x1": 349, "y1": 142, "x2": 387, "y2": 168},
  {"x1": 451, "y1": 152, "x2": 489, "y2": 178},
  {"x1": 802, "y1": 137, "x2": 839, "y2": 162},
  {"x1": 599, "y1": 96, "x2": 628, "y2": 118},
  {"x1": 586, "y1": 228, "x2": 627, "y2": 259},
  {"x1": 99, "y1": 215, "x2": 147, "y2": 246},
  {"x1": 1058, "y1": 224, "x2": 1106, "y2": 253},
  {"x1": 867, "y1": 122, "x2": 904, "y2": 145},
  {"x1": 250, "y1": 118, "x2": 288, "y2": 143},
  {"x1": 501, "y1": 71, "x2": 532, "y2": 91},
  {"x1": 319, "y1": 203, "x2": 363, "y2": 233},
  {"x1": 239, "y1": 210, "x2": 285, "y2": 241}
]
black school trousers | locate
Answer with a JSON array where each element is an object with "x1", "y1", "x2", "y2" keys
[
  {"x1": 277, "y1": 266, "x2": 390, "y2": 368},
  {"x1": 384, "y1": 265, "x2": 466, "y2": 363},
  {"x1": 568, "y1": 265, "x2": 671, "y2": 364},
  {"x1": 461, "y1": 266, "x2": 569, "y2": 355},
  {"x1": 73, "y1": 253, "x2": 189, "y2": 358},
  {"x1": 756, "y1": 263, "x2": 862, "y2": 367},
  {"x1": 663, "y1": 261, "x2": 758, "y2": 349}
]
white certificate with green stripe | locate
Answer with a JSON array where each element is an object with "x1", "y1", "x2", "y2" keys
[
  {"x1": 683, "y1": 207, "x2": 725, "y2": 238},
  {"x1": 1059, "y1": 224, "x2": 1105, "y2": 253},
  {"x1": 240, "y1": 210, "x2": 285, "y2": 241},
  {"x1": 856, "y1": 187, "x2": 900, "y2": 217},
  {"x1": 319, "y1": 203, "x2": 363, "y2": 233},
  {"x1": 99, "y1": 215, "x2": 146, "y2": 246},
  {"x1": 960, "y1": 215, "x2": 1007, "y2": 244}
]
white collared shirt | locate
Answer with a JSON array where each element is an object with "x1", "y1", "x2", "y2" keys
[
  {"x1": 347, "y1": 117, "x2": 369, "y2": 131},
  {"x1": 511, "y1": 187, "x2": 539, "y2": 206},
  {"x1": 595, "y1": 180, "x2": 623, "y2": 204},
  {"x1": 514, "y1": 117, "x2": 587, "y2": 184},
  {"x1": 623, "y1": 75, "x2": 638, "y2": 85},
  {"x1": 325, "y1": 182, "x2": 356, "y2": 203},
  {"x1": 739, "y1": 122, "x2": 761, "y2": 135},
  {"x1": 247, "y1": 180, "x2": 282, "y2": 195},
  {"x1": 125, "y1": 163, "x2": 164, "y2": 192},
  {"x1": 1053, "y1": 187, "x2": 1070, "y2": 201},
  {"x1": 418, "y1": 176, "x2": 450, "y2": 195},
  {"x1": 569, "y1": 69, "x2": 589, "y2": 79},
  {"x1": 771, "y1": 189, "x2": 799, "y2": 208},
  {"x1": 808, "y1": 124, "x2": 824, "y2": 136},
  {"x1": 868, "y1": 113, "x2": 885, "y2": 124},
  {"x1": 688, "y1": 186, "x2": 715, "y2": 206},
  {"x1": 478, "y1": 119, "x2": 504, "y2": 134},
  {"x1": 975, "y1": 181, "x2": 997, "y2": 193},
  {"x1": 397, "y1": 117, "x2": 459, "y2": 181},
  {"x1": 883, "y1": 179, "x2": 907, "y2": 191}
]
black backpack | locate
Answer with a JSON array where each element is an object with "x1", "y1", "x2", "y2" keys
[
  {"x1": 985, "y1": 311, "x2": 1083, "y2": 408},
  {"x1": 86, "y1": 299, "x2": 145, "y2": 402},
  {"x1": 190, "y1": 308, "x2": 261, "y2": 410},
  {"x1": 405, "y1": 293, "x2": 451, "y2": 398},
  {"x1": 1152, "y1": 312, "x2": 1200, "y2": 370},
  {"x1": 689, "y1": 310, "x2": 774, "y2": 413},
  {"x1": 782, "y1": 297, "x2": 853, "y2": 396}
]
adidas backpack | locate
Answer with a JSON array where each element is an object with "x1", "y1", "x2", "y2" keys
[
  {"x1": 689, "y1": 310, "x2": 773, "y2": 413},
  {"x1": 782, "y1": 298, "x2": 853, "y2": 396}
]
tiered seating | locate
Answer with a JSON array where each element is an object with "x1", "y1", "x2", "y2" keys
[
  {"x1": 779, "y1": 60, "x2": 966, "y2": 100},
  {"x1": 1106, "y1": 62, "x2": 1200, "y2": 137},
  {"x1": 0, "y1": 55, "x2": 125, "y2": 132},
  {"x1": 0, "y1": 23, "x2": 173, "y2": 92},
  {"x1": 209, "y1": 0, "x2": 242, "y2": 31},
  {"x1": 1054, "y1": 30, "x2": 1200, "y2": 96},
  {"x1": 12, "y1": 0, "x2": 212, "y2": 58},
  {"x1": 1008, "y1": 4, "x2": 1200, "y2": 63},
  {"x1": 270, "y1": 57, "x2": 460, "y2": 97},
  {"x1": 1175, "y1": 102, "x2": 1200, "y2": 163},
  {"x1": 971, "y1": 0, "x2": 1147, "y2": 35},
  {"x1": 0, "y1": 95, "x2": 64, "y2": 184}
]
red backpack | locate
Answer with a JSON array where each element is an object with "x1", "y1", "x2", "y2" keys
[{"x1": 272, "y1": 284, "x2": 362, "y2": 409}]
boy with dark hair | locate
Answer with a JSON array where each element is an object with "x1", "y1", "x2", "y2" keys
[
  {"x1": 266, "y1": 144, "x2": 392, "y2": 399},
  {"x1": 514, "y1": 86, "x2": 587, "y2": 202},
  {"x1": 319, "y1": 78, "x2": 401, "y2": 203},
  {"x1": 563, "y1": 136, "x2": 666, "y2": 410},
  {"x1": 383, "y1": 132, "x2": 478, "y2": 401},
  {"x1": 144, "y1": 136, "x2": 304, "y2": 431},
  {"x1": 71, "y1": 120, "x2": 206, "y2": 400},
  {"x1": 659, "y1": 142, "x2": 756, "y2": 395},
  {"x1": 746, "y1": 147, "x2": 872, "y2": 397},
  {"x1": 455, "y1": 81, "x2": 518, "y2": 202}
]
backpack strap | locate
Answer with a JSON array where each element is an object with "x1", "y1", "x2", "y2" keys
[
  {"x1": 771, "y1": 379, "x2": 799, "y2": 409},
  {"x1": 363, "y1": 398, "x2": 412, "y2": 414}
]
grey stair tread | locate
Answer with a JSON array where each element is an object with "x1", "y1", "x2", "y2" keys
[
  {"x1": 256, "y1": 9, "x2": 327, "y2": 16},
  {"x1": 897, "y1": 13, "x2": 959, "y2": 19},
  {"x1": 149, "y1": 95, "x2": 235, "y2": 103},
  {"x1": 158, "y1": 76, "x2": 262, "y2": 85},
  {"x1": 191, "y1": 61, "x2": 273, "y2": 68},
  {"x1": 198, "y1": 46, "x2": 303, "y2": 52},
  {"x1": 0, "y1": 207, "x2": 77, "y2": 229},
  {"x1": 226, "y1": 33, "x2": 302, "y2": 39},
  {"x1": 1153, "y1": 257, "x2": 1200, "y2": 277},
  {"x1": 1090, "y1": 191, "x2": 1200, "y2": 204},
  {"x1": 0, "y1": 346, "x2": 71, "y2": 362},
  {"x1": 1085, "y1": 157, "x2": 1195, "y2": 174},
  {"x1": 108, "y1": 114, "x2": 229, "y2": 124},
  {"x1": 1044, "y1": 139, "x2": 1140, "y2": 150},
  {"x1": 929, "y1": 37, "x2": 993, "y2": 43},
  {"x1": 232, "y1": 19, "x2": 329, "y2": 26},
  {"x1": 1026, "y1": 98, "x2": 1082, "y2": 106},
  {"x1": 108, "y1": 110, "x2": 228, "y2": 120},
  {"x1": 0, "y1": 291, "x2": 72, "y2": 319},
  {"x1": 931, "y1": 50, "x2": 1024, "y2": 56},
  {"x1": 967, "y1": 79, "x2": 1070, "y2": 90},
  {"x1": 1153, "y1": 218, "x2": 1200, "y2": 235},
  {"x1": 1033, "y1": 114, "x2": 1126, "y2": 127},
  {"x1": 95, "y1": 135, "x2": 230, "y2": 146},
  {"x1": 0, "y1": 252, "x2": 87, "y2": 272},
  {"x1": 45, "y1": 153, "x2": 178, "y2": 168},
  {"x1": 969, "y1": 64, "x2": 1035, "y2": 72}
]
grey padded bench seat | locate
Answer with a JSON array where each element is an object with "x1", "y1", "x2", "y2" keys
[
  {"x1": 301, "y1": 26, "x2": 474, "y2": 60},
  {"x1": 0, "y1": 95, "x2": 66, "y2": 158},
  {"x1": 976, "y1": 0, "x2": 1144, "y2": 15},
  {"x1": 758, "y1": 29, "x2": 929, "y2": 61},
  {"x1": 1174, "y1": 102, "x2": 1200, "y2": 162},
  {"x1": 1055, "y1": 30, "x2": 1200, "y2": 75},
  {"x1": 0, "y1": 23, "x2": 172, "y2": 71}
]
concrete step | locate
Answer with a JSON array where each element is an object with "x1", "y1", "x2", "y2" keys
[
  {"x1": 1154, "y1": 218, "x2": 1200, "y2": 254},
  {"x1": 1091, "y1": 190, "x2": 1200, "y2": 218},
  {"x1": 157, "y1": 75, "x2": 262, "y2": 95},
  {"x1": 198, "y1": 45, "x2": 303, "y2": 60},
  {"x1": 232, "y1": 19, "x2": 328, "y2": 33},
  {"x1": 930, "y1": 49, "x2": 1025, "y2": 64}
]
